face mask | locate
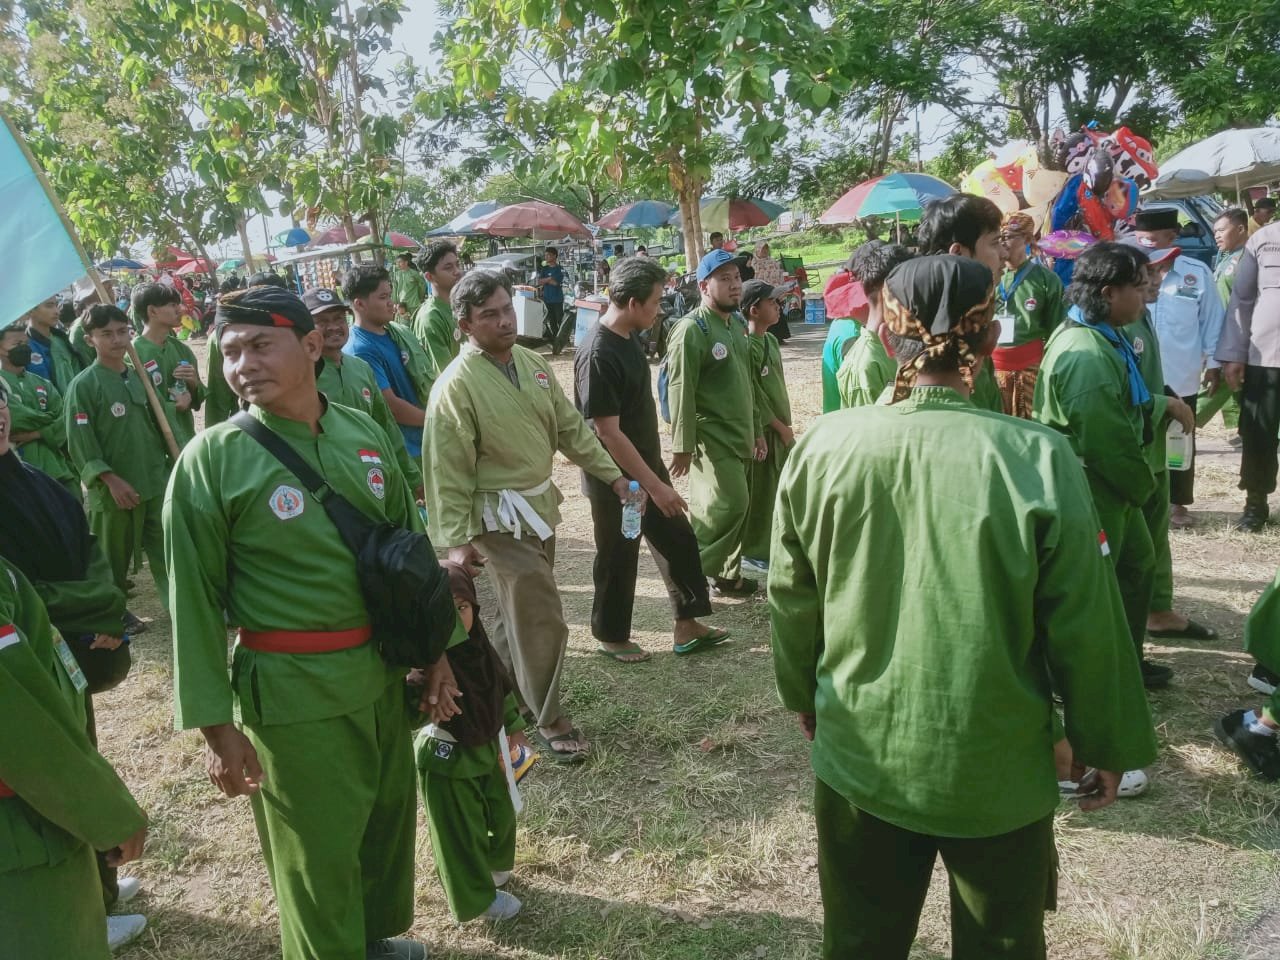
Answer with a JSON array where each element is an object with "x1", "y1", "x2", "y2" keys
[{"x1": 6, "y1": 345, "x2": 32, "y2": 368}]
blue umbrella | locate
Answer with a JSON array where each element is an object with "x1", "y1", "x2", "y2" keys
[
  {"x1": 595, "y1": 200, "x2": 675, "y2": 230},
  {"x1": 426, "y1": 201, "x2": 503, "y2": 237},
  {"x1": 819, "y1": 173, "x2": 957, "y2": 223},
  {"x1": 275, "y1": 227, "x2": 312, "y2": 247},
  {"x1": 97, "y1": 257, "x2": 145, "y2": 270}
]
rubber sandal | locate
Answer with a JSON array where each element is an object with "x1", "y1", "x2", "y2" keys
[
  {"x1": 1148, "y1": 619, "x2": 1217, "y2": 641},
  {"x1": 673, "y1": 628, "x2": 732, "y2": 656},
  {"x1": 531, "y1": 726, "x2": 589, "y2": 764},
  {"x1": 509, "y1": 743, "x2": 538, "y2": 783},
  {"x1": 596, "y1": 642, "x2": 652, "y2": 663}
]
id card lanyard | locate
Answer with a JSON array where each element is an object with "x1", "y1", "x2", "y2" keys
[{"x1": 996, "y1": 261, "x2": 1032, "y2": 346}]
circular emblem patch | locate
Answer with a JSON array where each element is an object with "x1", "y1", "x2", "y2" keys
[
  {"x1": 29, "y1": 352, "x2": 43, "y2": 366},
  {"x1": 317, "y1": 289, "x2": 334, "y2": 302},
  {"x1": 367, "y1": 467, "x2": 386, "y2": 500},
  {"x1": 1184, "y1": 274, "x2": 1197, "y2": 286},
  {"x1": 400, "y1": 351, "x2": 410, "y2": 365},
  {"x1": 361, "y1": 387, "x2": 372, "y2": 401},
  {"x1": 711, "y1": 342, "x2": 728, "y2": 361},
  {"x1": 1133, "y1": 337, "x2": 1145, "y2": 355},
  {"x1": 110, "y1": 402, "x2": 126, "y2": 418},
  {"x1": 534, "y1": 370, "x2": 551, "y2": 389},
  {"x1": 1024, "y1": 297, "x2": 1038, "y2": 311},
  {"x1": 761, "y1": 365, "x2": 770, "y2": 377},
  {"x1": 268, "y1": 485, "x2": 306, "y2": 520}
]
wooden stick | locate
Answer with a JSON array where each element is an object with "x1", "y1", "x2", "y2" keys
[{"x1": 2, "y1": 110, "x2": 181, "y2": 461}]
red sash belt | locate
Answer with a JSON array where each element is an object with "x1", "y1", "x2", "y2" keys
[
  {"x1": 992, "y1": 339, "x2": 1045, "y2": 372},
  {"x1": 0, "y1": 779, "x2": 13, "y2": 798},
  {"x1": 238, "y1": 625, "x2": 372, "y2": 654}
]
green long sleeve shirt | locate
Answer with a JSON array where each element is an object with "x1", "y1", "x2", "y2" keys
[
  {"x1": 836, "y1": 327, "x2": 895, "y2": 410},
  {"x1": 770, "y1": 387, "x2": 1156, "y2": 838},
  {"x1": 64, "y1": 362, "x2": 171, "y2": 510},
  {"x1": 665, "y1": 305, "x2": 756, "y2": 459},
  {"x1": 393, "y1": 267, "x2": 428, "y2": 316},
  {"x1": 749, "y1": 332, "x2": 791, "y2": 435},
  {"x1": 996, "y1": 261, "x2": 1065, "y2": 347},
  {"x1": 202, "y1": 329, "x2": 239, "y2": 427},
  {"x1": 1122, "y1": 311, "x2": 1170, "y2": 475},
  {"x1": 424, "y1": 344, "x2": 621, "y2": 549},
  {"x1": 1033, "y1": 323, "x2": 1155, "y2": 510},
  {"x1": 412, "y1": 296, "x2": 460, "y2": 378},
  {"x1": 318, "y1": 354, "x2": 423, "y2": 491},
  {"x1": 133, "y1": 333, "x2": 206, "y2": 448},
  {"x1": 0, "y1": 368, "x2": 76, "y2": 488},
  {"x1": 164, "y1": 401, "x2": 444, "y2": 731},
  {"x1": 0, "y1": 559, "x2": 145, "y2": 874}
]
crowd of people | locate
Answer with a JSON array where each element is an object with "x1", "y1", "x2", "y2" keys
[{"x1": 3, "y1": 194, "x2": 1280, "y2": 960}]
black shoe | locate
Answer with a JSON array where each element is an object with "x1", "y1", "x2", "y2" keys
[
  {"x1": 1213, "y1": 709, "x2": 1280, "y2": 782},
  {"x1": 1249, "y1": 664, "x2": 1280, "y2": 697},
  {"x1": 123, "y1": 610, "x2": 149, "y2": 636},
  {"x1": 708, "y1": 576, "x2": 758, "y2": 598},
  {"x1": 1235, "y1": 495, "x2": 1270, "y2": 532},
  {"x1": 1140, "y1": 659, "x2": 1173, "y2": 689}
]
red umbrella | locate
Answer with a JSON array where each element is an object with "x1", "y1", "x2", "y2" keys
[
  {"x1": 153, "y1": 245, "x2": 195, "y2": 269},
  {"x1": 472, "y1": 201, "x2": 591, "y2": 239},
  {"x1": 307, "y1": 225, "x2": 420, "y2": 249},
  {"x1": 175, "y1": 258, "x2": 219, "y2": 275},
  {"x1": 823, "y1": 269, "x2": 869, "y2": 321}
]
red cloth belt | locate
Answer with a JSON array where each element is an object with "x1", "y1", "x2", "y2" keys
[
  {"x1": 238, "y1": 625, "x2": 372, "y2": 654},
  {"x1": 0, "y1": 779, "x2": 13, "y2": 798},
  {"x1": 992, "y1": 339, "x2": 1045, "y2": 372}
]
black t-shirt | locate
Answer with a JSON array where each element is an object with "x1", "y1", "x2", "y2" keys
[{"x1": 573, "y1": 321, "x2": 667, "y2": 496}]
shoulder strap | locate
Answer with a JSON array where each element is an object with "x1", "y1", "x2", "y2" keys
[{"x1": 230, "y1": 411, "x2": 330, "y2": 497}]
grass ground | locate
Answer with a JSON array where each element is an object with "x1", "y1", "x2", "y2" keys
[{"x1": 101, "y1": 325, "x2": 1280, "y2": 959}]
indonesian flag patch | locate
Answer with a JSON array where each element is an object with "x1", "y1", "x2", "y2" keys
[
  {"x1": 74, "y1": 412, "x2": 89, "y2": 426},
  {"x1": 1098, "y1": 530, "x2": 1111, "y2": 557},
  {"x1": 143, "y1": 358, "x2": 162, "y2": 386},
  {"x1": 0, "y1": 624, "x2": 19, "y2": 651},
  {"x1": 358, "y1": 449, "x2": 383, "y2": 465}
]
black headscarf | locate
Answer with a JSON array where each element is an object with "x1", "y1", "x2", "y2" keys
[
  {"x1": 437, "y1": 560, "x2": 511, "y2": 746},
  {"x1": 0, "y1": 449, "x2": 93, "y2": 584}
]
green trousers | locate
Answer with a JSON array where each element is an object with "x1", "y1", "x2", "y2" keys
[
  {"x1": 1196, "y1": 381, "x2": 1241, "y2": 429},
  {"x1": 0, "y1": 842, "x2": 111, "y2": 959},
  {"x1": 245, "y1": 681, "x2": 416, "y2": 960},
  {"x1": 741, "y1": 430, "x2": 788, "y2": 562},
  {"x1": 814, "y1": 777, "x2": 1056, "y2": 960},
  {"x1": 89, "y1": 496, "x2": 166, "y2": 608},
  {"x1": 689, "y1": 449, "x2": 750, "y2": 582},
  {"x1": 1140, "y1": 470, "x2": 1174, "y2": 613},
  {"x1": 420, "y1": 767, "x2": 516, "y2": 922},
  {"x1": 1093, "y1": 488, "x2": 1155, "y2": 661}
]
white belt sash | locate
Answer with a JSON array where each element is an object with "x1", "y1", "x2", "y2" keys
[{"x1": 481, "y1": 477, "x2": 554, "y2": 541}]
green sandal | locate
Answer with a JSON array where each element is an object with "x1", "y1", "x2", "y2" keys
[{"x1": 674, "y1": 628, "x2": 732, "y2": 656}]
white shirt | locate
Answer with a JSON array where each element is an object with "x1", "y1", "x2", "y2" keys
[{"x1": 1151, "y1": 255, "x2": 1225, "y2": 396}]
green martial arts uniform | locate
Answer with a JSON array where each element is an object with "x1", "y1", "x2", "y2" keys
[
  {"x1": 820, "y1": 318, "x2": 860, "y2": 413},
  {"x1": 770, "y1": 387, "x2": 1157, "y2": 960},
  {"x1": 0, "y1": 560, "x2": 146, "y2": 960},
  {"x1": 412, "y1": 295, "x2": 460, "y2": 378},
  {"x1": 835, "y1": 326, "x2": 894, "y2": 409},
  {"x1": 133, "y1": 332, "x2": 205, "y2": 448},
  {"x1": 0, "y1": 367, "x2": 77, "y2": 494},
  {"x1": 1124, "y1": 311, "x2": 1175, "y2": 612},
  {"x1": 28, "y1": 326, "x2": 85, "y2": 390},
  {"x1": 166, "y1": 401, "x2": 441, "y2": 960},
  {"x1": 665, "y1": 305, "x2": 757, "y2": 581},
  {"x1": 203, "y1": 329, "x2": 240, "y2": 427},
  {"x1": 742, "y1": 331, "x2": 790, "y2": 561},
  {"x1": 68, "y1": 319, "x2": 95, "y2": 369},
  {"x1": 387, "y1": 320, "x2": 438, "y2": 410},
  {"x1": 318, "y1": 354, "x2": 423, "y2": 492},
  {"x1": 995, "y1": 261, "x2": 1064, "y2": 346},
  {"x1": 969, "y1": 357, "x2": 1004, "y2": 413},
  {"x1": 1034, "y1": 322, "x2": 1157, "y2": 659},
  {"x1": 415, "y1": 696, "x2": 523, "y2": 922},
  {"x1": 64, "y1": 362, "x2": 171, "y2": 602},
  {"x1": 393, "y1": 266, "x2": 428, "y2": 316},
  {"x1": 1244, "y1": 570, "x2": 1280, "y2": 724}
]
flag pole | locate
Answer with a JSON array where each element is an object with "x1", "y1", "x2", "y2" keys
[{"x1": 1, "y1": 111, "x2": 181, "y2": 461}]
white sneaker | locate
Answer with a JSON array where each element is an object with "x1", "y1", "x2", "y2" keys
[
  {"x1": 115, "y1": 876, "x2": 142, "y2": 906},
  {"x1": 107, "y1": 914, "x2": 146, "y2": 951},
  {"x1": 491, "y1": 870, "x2": 511, "y2": 887},
  {"x1": 483, "y1": 890, "x2": 521, "y2": 920}
]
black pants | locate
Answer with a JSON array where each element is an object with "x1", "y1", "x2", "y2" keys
[
  {"x1": 587, "y1": 489, "x2": 712, "y2": 644},
  {"x1": 1240, "y1": 365, "x2": 1280, "y2": 495},
  {"x1": 1169, "y1": 393, "x2": 1198, "y2": 505},
  {"x1": 544, "y1": 301, "x2": 564, "y2": 339}
]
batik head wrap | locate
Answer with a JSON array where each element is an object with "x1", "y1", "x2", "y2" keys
[{"x1": 881, "y1": 254, "x2": 995, "y2": 403}]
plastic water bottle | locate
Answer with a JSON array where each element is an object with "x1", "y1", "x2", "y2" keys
[
  {"x1": 621, "y1": 480, "x2": 642, "y2": 540},
  {"x1": 172, "y1": 360, "x2": 190, "y2": 396},
  {"x1": 1167, "y1": 422, "x2": 1192, "y2": 472}
]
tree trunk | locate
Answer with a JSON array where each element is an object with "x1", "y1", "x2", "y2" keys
[{"x1": 235, "y1": 214, "x2": 254, "y2": 267}]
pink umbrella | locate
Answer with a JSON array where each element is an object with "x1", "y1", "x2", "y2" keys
[
  {"x1": 472, "y1": 201, "x2": 591, "y2": 240},
  {"x1": 175, "y1": 258, "x2": 219, "y2": 275},
  {"x1": 307, "y1": 224, "x2": 420, "y2": 249}
]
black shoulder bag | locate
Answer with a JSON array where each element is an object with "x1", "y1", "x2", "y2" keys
[{"x1": 231, "y1": 412, "x2": 455, "y2": 668}]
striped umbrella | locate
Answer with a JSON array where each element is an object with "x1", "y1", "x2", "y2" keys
[{"x1": 820, "y1": 173, "x2": 957, "y2": 224}]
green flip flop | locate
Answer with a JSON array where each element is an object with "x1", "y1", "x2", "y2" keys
[
  {"x1": 596, "y1": 642, "x2": 652, "y2": 663},
  {"x1": 673, "y1": 628, "x2": 732, "y2": 656}
]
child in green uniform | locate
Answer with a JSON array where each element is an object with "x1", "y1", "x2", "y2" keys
[
  {"x1": 132, "y1": 282, "x2": 206, "y2": 448},
  {"x1": 740, "y1": 279, "x2": 794, "y2": 569},
  {"x1": 835, "y1": 241, "x2": 915, "y2": 409},
  {"x1": 0, "y1": 318, "x2": 78, "y2": 494},
  {"x1": 413, "y1": 561, "x2": 528, "y2": 922},
  {"x1": 412, "y1": 240, "x2": 464, "y2": 377},
  {"x1": 64, "y1": 306, "x2": 171, "y2": 607}
]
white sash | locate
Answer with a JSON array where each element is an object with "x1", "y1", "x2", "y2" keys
[{"x1": 481, "y1": 477, "x2": 554, "y2": 541}]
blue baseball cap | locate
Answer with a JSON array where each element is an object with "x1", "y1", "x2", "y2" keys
[{"x1": 696, "y1": 248, "x2": 738, "y2": 282}]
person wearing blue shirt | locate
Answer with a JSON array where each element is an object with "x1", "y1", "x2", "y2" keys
[
  {"x1": 536, "y1": 246, "x2": 568, "y2": 342},
  {"x1": 341, "y1": 265, "x2": 436, "y2": 459}
]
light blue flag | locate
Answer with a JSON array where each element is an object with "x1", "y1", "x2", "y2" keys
[{"x1": 0, "y1": 115, "x2": 86, "y2": 330}]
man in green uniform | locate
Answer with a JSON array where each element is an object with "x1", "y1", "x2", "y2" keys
[
  {"x1": 412, "y1": 240, "x2": 464, "y2": 377},
  {"x1": 918, "y1": 193, "x2": 1006, "y2": 413},
  {"x1": 1033, "y1": 242, "x2": 1170, "y2": 688},
  {"x1": 132, "y1": 282, "x2": 205, "y2": 448},
  {"x1": 1197, "y1": 208, "x2": 1250, "y2": 433},
  {"x1": 836, "y1": 241, "x2": 914, "y2": 408},
  {"x1": 64, "y1": 305, "x2": 171, "y2": 606},
  {"x1": 22, "y1": 292, "x2": 84, "y2": 390},
  {"x1": 205, "y1": 273, "x2": 289, "y2": 427},
  {"x1": 425, "y1": 269, "x2": 629, "y2": 763},
  {"x1": 0, "y1": 317, "x2": 77, "y2": 494},
  {"x1": 991, "y1": 212, "x2": 1066, "y2": 418},
  {"x1": 392, "y1": 252, "x2": 428, "y2": 316},
  {"x1": 740, "y1": 279, "x2": 793, "y2": 570},
  {"x1": 165, "y1": 285, "x2": 448, "y2": 960},
  {"x1": 306, "y1": 286, "x2": 424, "y2": 496},
  {"x1": 1216, "y1": 566, "x2": 1280, "y2": 781},
  {"x1": 665, "y1": 248, "x2": 765, "y2": 596},
  {"x1": 771, "y1": 254, "x2": 1157, "y2": 960},
  {"x1": 0, "y1": 557, "x2": 147, "y2": 958}
]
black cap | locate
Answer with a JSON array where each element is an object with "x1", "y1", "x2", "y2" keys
[
  {"x1": 301, "y1": 287, "x2": 350, "y2": 315},
  {"x1": 1256, "y1": 197, "x2": 1276, "y2": 210},
  {"x1": 215, "y1": 285, "x2": 315, "y2": 332},
  {"x1": 741, "y1": 279, "x2": 786, "y2": 314},
  {"x1": 1133, "y1": 208, "x2": 1180, "y2": 232}
]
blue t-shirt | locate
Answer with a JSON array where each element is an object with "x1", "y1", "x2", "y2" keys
[
  {"x1": 538, "y1": 264, "x2": 566, "y2": 305},
  {"x1": 344, "y1": 325, "x2": 423, "y2": 456},
  {"x1": 25, "y1": 330, "x2": 54, "y2": 382},
  {"x1": 821, "y1": 318, "x2": 861, "y2": 413}
]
